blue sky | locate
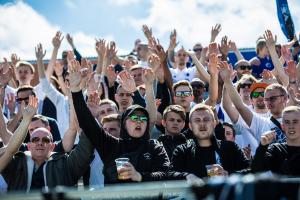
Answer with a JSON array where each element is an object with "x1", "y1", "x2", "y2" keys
[{"x1": 0, "y1": 0, "x2": 300, "y2": 59}]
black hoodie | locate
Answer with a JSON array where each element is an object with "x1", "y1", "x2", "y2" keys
[{"x1": 72, "y1": 91, "x2": 170, "y2": 184}]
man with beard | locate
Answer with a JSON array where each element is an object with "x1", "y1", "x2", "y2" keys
[
  {"x1": 171, "y1": 104, "x2": 249, "y2": 178},
  {"x1": 190, "y1": 78, "x2": 206, "y2": 104},
  {"x1": 234, "y1": 60, "x2": 253, "y2": 81},
  {"x1": 220, "y1": 62, "x2": 288, "y2": 145}
]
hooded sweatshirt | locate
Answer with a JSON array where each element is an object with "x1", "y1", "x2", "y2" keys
[{"x1": 72, "y1": 91, "x2": 170, "y2": 184}]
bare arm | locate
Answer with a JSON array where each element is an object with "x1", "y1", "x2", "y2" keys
[
  {"x1": 219, "y1": 61, "x2": 253, "y2": 127},
  {"x1": 0, "y1": 100, "x2": 13, "y2": 145},
  {"x1": 264, "y1": 30, "x2": 289, "y2": 86},
  {"x1": 167, "y1": 29, "x2": 177, "y2": 64},
  {"x1": 210, "y1": 24, "x2": 221, "y2": 43},
  {"x1": 222, "y1": 87, "x2": 239, "y2": 123},
  {"x1": 0, "y1": 96, "x2": 38, "y2": 172},
  {"x1": 186, "y1": 51, "x2": 210, "y2": 83},
  {"x1": 229, "y1": 41, "x2": 244, "y2": 61},
  {"x1": 205, "y1": 53, "x2": 218, "y2": 106},
  {"x1": 46, "y1": 31, "x2": 63, "y2": 79},
  {"x1": 95, "y1": 39, "x2": 106, "y2": 75}
]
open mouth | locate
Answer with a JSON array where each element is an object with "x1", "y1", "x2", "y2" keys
[
  {"x1": 135, "y1": 126, "x2": 142, "y2": 131},
  {"x1": 288, "y1": 130, "x2": 296, "y2": 135}
]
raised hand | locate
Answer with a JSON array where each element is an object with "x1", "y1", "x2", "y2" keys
[
  {"x1": 284, "y1": 60, "x2": 297, "y2": 81},
  {"x1": 211, "y1": 24, "x2": 222, "y2": 42},
  {"x1": 0, "y1": 64, "x2": 13, "y2": 87},
  {"x1": 218, "y1": 36, "x2": 229, "y2": 56},
  {"x1": 142, "y1": 68, "x2": 155, "y2": 85},
  {"x1": 260, "y1": 131, "x2": 276, "y2": 146},
  {"x1": 228, "y1": 40, "x2": 237, "y2": 51},
  {"x1": 142, "y1": 24, "x2": 152, "y2": 40},
  {"x1": 260, "y1": 69, "x2": 274, "y2": 83},
  {"x1": 263, "y1": 30, "x2": 276, "y2": 49},
  {"x1": 118, "y1": 70, "x2": 136, "y2": 93},
  {"x1": 208, "y1": 53, "x2": 218, "y2": 75},
  {"x1": 52, "y1": 31, "x2": 64, "y2": 49},
  {"x1": 87, "y1": 72, "x2": 101, "y2": 95},
  {"x1": 35, "y1": 43, "x2": 46, "y2": 61},
  {"x1": 95, "y1": 38, "x2": 106, "y2": 57},
  {"x1": 208, "y1": 42, "x2": 218, "y2": 55},
  {"x1": 106, "y1": 65, "x2": 117, "y2": 86},
  {"x1": 154, "y1": 43, "x2": 167, "y2": 62},
  {"x1": 54, "y1": 61, "x2": 64, "y2": 77},
  {"x1": 105, "y1": 41, "x2": 117, "y2": 60},
  {"x1": 147, "y1": 53, "x2": 161, "y2": 73},
  {"x1": 218, "y1": 61, "x2": 231, "y2": 82},
  {"x1": 66, "y1": 33, "x2": 75, "y2": 49},
  {"x1": 5, "y1": 93, "x2": 16, "y2": 114},
  {"x1": 169, "y1": 29, "x2": 178, "y2": 50},
  {"x1": 288, "y1": 87, "x2": 300, "y2": 105},
  {"x1": 68, "y1": 59, "x2": 82, "y2": 91},
  {"x1": 10, "y1": 53, "x2": 20, "y2": 66},
  {"x1": 22, "y1": 95, "x2": 38, "y2": 121},
  {"x1": 281, "y1": 45, "x2": 292, "y2": 63},
  {"x1": 87, "y1": 91, "x2": 100, "y2": 118}
]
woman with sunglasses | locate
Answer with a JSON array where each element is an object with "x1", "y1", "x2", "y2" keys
[{"x1": 69, "y1": 60, "x2": 170, "y2": 184}]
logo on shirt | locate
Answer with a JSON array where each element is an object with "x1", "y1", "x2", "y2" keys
[{"x1": 143, "y1": 153, "x2": 151, "y2": 160}]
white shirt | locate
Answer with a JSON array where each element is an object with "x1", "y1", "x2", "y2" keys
[{"x1": 170, "y1": 66, "x2": 197, "y2": 83}]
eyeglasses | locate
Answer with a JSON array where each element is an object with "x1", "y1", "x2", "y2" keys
[
  {"x1": 30, "y1": 136, "x2": 52, "y2": 144},
  {"x1": 193, "y1": 48, "x2": 202, "y2": 52},
  {"x1": 251, "y1": 92, "x2": 265, "y2": 98},
  {"x1": 264, "y1": 95, "x2": 284, "y2": 102},
  {"x1": 175, "y1": 91, "x2": 192, "y2": 97},
  {"x1": 239, "y1": 83, "x2": 252, "y2": 89},
  {"x1": 239, "y1": 65, "x2": 253, "y2": 70},
  {"x1": 16, "y1": 97, "x2": 29, "y2": 102},
  {"x1": 129, "y1": 114, "x2": 148, "y2": 122}
]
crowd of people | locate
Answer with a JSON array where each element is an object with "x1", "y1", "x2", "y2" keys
[{"x1": 0, "y1": 23, "x2": 300, "y2": 193}]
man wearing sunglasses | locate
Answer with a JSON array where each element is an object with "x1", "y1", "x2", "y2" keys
[
  {"x1": 234, "y1": 60, "x2": 253, "y2": 81},
  {"x1": 1, "y1": 125, "x2": 93, "y2": 191}
]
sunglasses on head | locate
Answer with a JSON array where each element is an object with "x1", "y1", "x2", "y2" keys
[
  {"x1": 239, "y1": 83, "x2": 252, "y2": 89},
  {"x1": 251, "y1": 91, "x2": 265, "y2": 98},
  {"x1": 175, "y1": 91, "x2": 192, "y2": 97},
  {"x1": 239, "y1": 65, "x2": 253, "y2": 70},
  {"x1": 30, "y1": 136, "x2": 52, "y2": 144},
  {"x1": 129, "y1": 114, "x2": 148, "y2": 122}
]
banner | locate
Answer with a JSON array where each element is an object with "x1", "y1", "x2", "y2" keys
[{"x1": 276, "y1": 0, "x2": 295, "y2": 41}]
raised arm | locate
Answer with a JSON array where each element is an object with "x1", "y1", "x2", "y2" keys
[
  {"x1": 69, "y1": 59, "x2": 119, "y2": 161},
  {"x1": 222, "y1": 87, "x2": 239, "y2": 123},
  {"x1": 167, "y1": 29, "x2": 177, "y2": 64},
  {"x1": 46, "y1": 31, "x2": 64, "y2": 79},
  {"x1": 264, "y1": 30, "x2": 289, "y2": 86},
  {"x1": 0, "y1": 95, "x2": 38, "y2": 172},
  {"x1": 144, "y1": 55, "x2": 158, "y2": 126},
  {"x1": 186, "y1": 51, "x2": 210, "y2": 83},
  {"x1": 0, "y1": 98, "x2": 13, "y2": 145},
  {"x1": 219, "y1": 61, "x2": 253, "y2": 127},
  {"x1": 95, "y1": 39, "x2": 106, "y2": 75},
  {"x1": 205, "y1": 53, "x2": 219, "y2": 106},
  {"x1": 210, "y1": 24, "x2": 222, "y2": 43},
  {"x1": 229, "y1": 41, "x2": 244, "y2": 61}
]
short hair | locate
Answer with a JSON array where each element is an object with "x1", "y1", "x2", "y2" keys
[
  {"x1": 265, "y1": 83, "x2": 288, "y2": 97},
  {"x1": 99, "y1": 99, "x2": 118, "y2": 111},
  {"x1": 222, "y1": 122, "x2": 236, "y2": 137},
  {"x1": 173, "y1": 80, "x2": 193, "y2": 93},
  {"x1": 189, "y1": 104, "x2": 215, "y2": 122},
  {"x1": 236, "y1": 74, "x2": 258, "y2": 93},
  {"x1": 31, "y1": 127, "x2": 53, "y2": 142},
  {"x1": 31, "y1": 115, "x2": 50, "y2": 127},
  {"x1": 163, "y1": 105, "x2": 186, "y2": 121},
  {"x1": 256, "y1": 39, "x2": 266, "y2": 54},
  {"x1": 17, "y1": 85, "x2": 36, "y2": 97},
  {"x1": 101, "y1": 114, "x2": 121, "y2": 125},
  {"x1": 16, "y1": 61, "x2": 35, "y2": 74},
  {"x1": 283, "y1": 106, "x2": 300, "y2": 116}
]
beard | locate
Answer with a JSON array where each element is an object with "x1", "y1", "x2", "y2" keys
[{"x1": 255, "y1": 102, "x2": 266, "y2": 110}]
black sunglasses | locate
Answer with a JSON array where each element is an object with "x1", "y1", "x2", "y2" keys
[
  {"x1": 193, "y1": 48, "x2": 202, "y2": 52},
  {"x1": 239, "y1": 65, "x2": 252, "y2": 70},
  {"x1": 30, "y1": 136, "x2": 52, "y2": 144}
]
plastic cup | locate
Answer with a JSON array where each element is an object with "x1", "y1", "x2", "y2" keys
[
  {"x1": 115, "y1": 158, "x2": 129, "y2": 180},
  {"x1": 205, "y1": 165, "x2": 215, "y2": 177}
]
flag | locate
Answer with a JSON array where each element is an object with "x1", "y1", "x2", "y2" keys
[{"x1": 276, "y1": 0, "x2": 295, "y2": 41}]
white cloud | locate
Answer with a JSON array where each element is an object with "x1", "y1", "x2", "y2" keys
[
  {"x1": 126, "y1": 0, "x2": 300, "y2": 49},
  {"x1": 107, "y1": 0, "x2": 142, "y2": 6},
  {"x1": 0, "y1": 1, "x2": 117, "y2": 60}
]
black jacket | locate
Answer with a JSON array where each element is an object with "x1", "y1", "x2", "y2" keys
[
  {"x1": 252, "y1": 143, "x2": 300, "y2": 176},
  {"x1": 171, "y1": 136, "x2": 250, "y2": 178},
  {"x1": 157, "y1": 133, "x2": 187, "y2": 159},
  {"x1": 72, "y1": 91, "x2": 170, "y2": 184}
]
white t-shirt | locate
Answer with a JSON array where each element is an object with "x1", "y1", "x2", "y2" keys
[
  {"x1": 250, "y1": 113, "x2": 285, "y2": 143},
  {"x1": 170, "y1": 67, "x2": 197, "y2": 83}
]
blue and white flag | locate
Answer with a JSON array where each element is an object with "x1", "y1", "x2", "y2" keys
[{"x1": 276, "y1": 0, "x2": 295, "y2": 41}]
